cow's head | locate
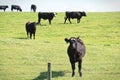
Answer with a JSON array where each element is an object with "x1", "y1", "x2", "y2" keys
[
  {"x1": 18, "y1": 7, "x2": 22, "y2": 12},
  {"x1": 82, "y1": 11, "x2": 86, "y2": 16},
  {"x1": 65, "y1": 37, "x2": 76, "y2": 43},
  {"x1": 66, "y1": 36, "x2": 81, "y2": 42},
  {"x1": 6, "y1": 6, "x2": 8, "y2": 8},
  {"x1": 53, "y1": 13, "x2": 57, "y2": 17},
  {"x1": 65, "y1": 37, "x2": 80, "y2": 49},
  {"x1": 20, "y1": 8, "x2": 22, "y2": 12}
]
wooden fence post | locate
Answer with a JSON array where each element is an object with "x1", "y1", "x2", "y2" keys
[{"x1": 48, "y1": 63, "x2": 52, "y2": 80}]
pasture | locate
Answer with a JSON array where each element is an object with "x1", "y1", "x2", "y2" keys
[{"x1": 0, "y1": 12, "x2": 120, "y2": 80}]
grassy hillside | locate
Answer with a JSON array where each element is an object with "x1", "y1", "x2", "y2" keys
[{"x1": 0, "y1": 12, "x2": 120, "y2": 80}]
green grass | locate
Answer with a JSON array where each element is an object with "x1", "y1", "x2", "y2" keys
[{"x1": 0, "y1": 12, "x2": 120, "y2": 80}]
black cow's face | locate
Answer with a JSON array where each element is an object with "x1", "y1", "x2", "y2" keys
[
  {"x1": 65, "y1": 37, "x2": 79, "y2": 49},
  {"x1": 65, "y1": 37, "x2": 78, "y2": 44},
  {"x1": 6, "y1": 6, "x2": 8, "y2": 8},
  {"x1": 70, "y1": 37, "x2": 77, "y2": 43},
  {"x1": 82, "y1": 12, "x2": 86, "y2": 16},
  {"x1": 20, "y1": 8, "x2": 22, "y2": 11}
]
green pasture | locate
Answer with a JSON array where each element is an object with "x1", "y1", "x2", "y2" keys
[{"x1": 0, "y1": 12, "x2": 120, "y2": 80}]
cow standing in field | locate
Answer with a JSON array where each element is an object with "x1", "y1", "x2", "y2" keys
[
  {"x1": 37, "y1": 12, "x2": 55, "y2": 25},
  {"x1": 64, "y1": 11, "x2": 86, "y2": 24},
  {"x1": 11, "y1": 5, "x2": 22, "y2": 12},
  {"x1": 65, "y1": 37, "x2": 86, "y2": 77},
  {"x1": 31, "y1": 4, "x2": 37, "y2": 12},
  {"x1": 0, "y1": 5, "x2": 8, "y2": 12},
  {"x1": 25, "y1": 22, "x2": 36, "y2": 39}
]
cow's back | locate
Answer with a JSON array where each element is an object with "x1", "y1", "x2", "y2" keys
[
  {"x1": 0, "y1": 5, "x2": 8, "y2": 9},
  {"x1": 27, "y1": 22, "x2": 36, "y2": 33},
  {"x1": 65, "y1": 12, "x2": 72, "y2": 18},
  {"x1": 30, "y1": 22, "x2": 36, "y2": 33},
  {"x1": 11, "y1": 5, "x2": 21, "y2": 10},
  {"x1": 65, "y1": 11, "x2": 83, "y2": 18},
  {"x1": 38, "y1": 12, "x2": 54, "y2": 20}
]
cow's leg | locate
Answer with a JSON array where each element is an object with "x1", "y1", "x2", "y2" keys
[
  {"x1": 33, "y1": 9, "x2": 35, "y2": 12},
  {"x1": 30, "y1": 33, "x2": 32, "y2": 39},
  {"x1": 68, "y1": 18, "x2": 72, "y2": 24},
  {"x1": 4, "y1": 9, "x2": 5, "y2": 12},
  {"x1": 34, "y1": 9, "x2": 35, "y2": 12},
  {"x1": 77, "y1": 19, "x2": 80, "y2": 23},
  {"x1": 27, "y1": 32, "x2": 29, "y2": 38},
  {"x1": 78, "y1": 58, "x2": 82, "y2": 77},
  {"x1": 64, "y1": 17, "x2": 67, "y2": 24},
  {"x1": 37, "y1": 18, "x2": 41, "y2": 25},
  {"x1": 39, "y1": 19, "x2": 41, "y2": 25},
  {"x1": 11, "y1": 9, "x2": 13, "y2": 11},
  {"x1": 48, "y1": 19, "x2": 51, "y2": 24},
  {"x1": 33, "y1": 33, "x2": 35, "y2": 39},
  {"x1": 71, "y1": 63, "x2": 75, "y2": 77},
  {"x1": 69, "y1": 57, "x2": 75, "y2": 77}
]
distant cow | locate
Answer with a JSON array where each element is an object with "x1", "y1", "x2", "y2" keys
[
  {"x1": 0, "y1": 5, "x2": 8, "y2": 12},
  {"x1": 31, "y1": 4, "x2": 37, "y2": 12},
  {"x1": 37, "y1": 12, "x2": 55, "y2": 25},
  {"x1": 25, "y1": 22, "x2": 36, "y2": 39},
  {"x1": 65, "y1": 37, "x2": 86, "y2": 77},
  {"x1": 64, "y1": 11, "x2": 86, "y2": 24},
  {"x1": 11, "y1": 5, "x2": 22, "y2": 12}
]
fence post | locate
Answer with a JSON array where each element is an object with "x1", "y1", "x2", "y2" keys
[{"x1": 48, "y1": 62, "x2": 52, "y2": 80}]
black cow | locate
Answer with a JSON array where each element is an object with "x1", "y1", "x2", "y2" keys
[
  {"x1": 64, "y1": 11, "x2": 86, "y2": 24},
  {"x1": 0, "y1": 5, "x2": 8, "y2": 12},
  {"x1": 31, "y1": 4, "x2": 37, "y2": 12},
  {"x1": 11, "y1": 5, "x2": 22, "y2": 12},
  {"x1": 65, "y1": 37, "x2": 86, "y2": 77},
  {"x1": 25, "y1": 22, "x2": 36, "y2": 39},
  {"x1": 37, "y1": 12, "x2": 55, "y2": 25}
]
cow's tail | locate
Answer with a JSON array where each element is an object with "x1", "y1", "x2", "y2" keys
[
  {"x1": 64, "y1": 16, "x2": 67, "y2": 19},
  {"x1": 36, "y1": 21, "x2": 39, "y2": 24},
  {"x1": 36, "y1": 22, "x2": 40, "y2": 25},
  {"x1": 64, "y1": 15, "x2": 67, "y2": 24},
  {"x1": 37, "y1": 13, "x2": 40, "y2": 25}
]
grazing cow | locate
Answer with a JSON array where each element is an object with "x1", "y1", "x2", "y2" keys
[
  {"x1": 31, "y1": 4, "x2": 37, "y2": 12},
  {"x1": 0, "y1": 5, "x2": 8, "y2": 12},
  {"x1": 64, "y1": 37, "x2": 86, "y2": 77},
  {"x1": 11, "y1": 5, "x2": 22, "y2": 12},
  {"x1": 64, "y1": 11, "x2": 86, "y2": 24},
  {"x1": 25, "y1": 22, "x2": 36, "y2": 39},
  {"x1": 37, "y1": 12, "x2": 55, "y2": 25}
]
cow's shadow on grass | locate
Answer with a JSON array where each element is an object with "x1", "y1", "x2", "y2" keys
[
  {"x1": 33, "y1": 71, "x2": 65, "y2": 80},
  {"x1": 15, "y1": 37, "x2": 28, "y2": 40},
  {"x1": 37, "y1": 24, "x2": 47, "y2": 26}
]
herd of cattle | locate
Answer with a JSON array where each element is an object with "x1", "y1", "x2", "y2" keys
[
  {"x1": 1, "y1": 4, "x2": 86, "y2": 77},
  {"x1": 26, "y1": 11, "x2": 86, "y2": 39},
  {"x1": 25, "y1": 11, "x2": 86, "y2": 77},
  {"x1": 0, "y1": 4, "x2": 36, "y2": 12}
]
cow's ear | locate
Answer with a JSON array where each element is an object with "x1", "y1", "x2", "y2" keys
[
  {"x1": 64, "y1": 38, "x2": 69, "y2": 43},
  {"x1": 77, "y1": 36, "x2": 80, "y2": 39}
]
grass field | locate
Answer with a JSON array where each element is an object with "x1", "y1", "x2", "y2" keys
[{"x1": 0, "y1": 12, "x2": 120, "y2": 80}]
